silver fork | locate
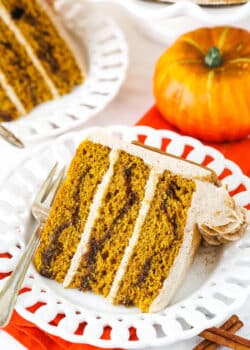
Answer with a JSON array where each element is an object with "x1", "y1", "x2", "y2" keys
[{"x1": 0, "y1": 163, "x2": 65, "y2": 328}]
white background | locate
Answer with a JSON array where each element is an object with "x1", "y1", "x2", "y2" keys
[{"x1": 0, "y1": 3, "x2": 250, "y2": 349}]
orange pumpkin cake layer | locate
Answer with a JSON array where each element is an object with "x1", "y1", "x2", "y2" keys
[
  {"x1": 69, "y1": 151, "x2": 150, "y2": 296},
  {"x1": 34, "y1": 133, "x2": 247, "y2": 312},
  {"x1": 0, "y1": 85, "x2": 20, "y2": 121},
  {"x1": 33, "y1": 141, "x2": 111, "y2": 282},
  {"x1": 113, "y1": 172, "x2": 195, "y2": 312},
  {"x1": 2, "y1": 0, "x2": 83, "y2": 95},
  {"x1": 0, "y1": 16, "x2": 52, "y2": 114}
]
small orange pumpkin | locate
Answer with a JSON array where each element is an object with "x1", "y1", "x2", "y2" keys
[{"x1": 153, "y1": 26, "x2": 250, "y2": 142}]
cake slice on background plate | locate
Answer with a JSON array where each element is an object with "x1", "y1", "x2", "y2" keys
[
  {"x1": 34, "y1": 132, "x2": 248, "y2": 313},
  {"x1": 0, "y1": 0, "x2": 84, "y2": 122}
]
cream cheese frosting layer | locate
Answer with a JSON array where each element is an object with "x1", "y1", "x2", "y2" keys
[
  {"x1": 107, "y1": 169, "x2": 160, "y2": 302},
  {"x1": 87, "y1": 132, "x2": 215, "y2": 182},
  {"x1": 193, "y1": 181, "x2": 248, "y2": 245},
  {"x1": 63, "y1": 149, "x2": 119, "y2": 288}
]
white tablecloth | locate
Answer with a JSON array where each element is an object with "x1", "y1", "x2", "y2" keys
[{"x1": 0, "y1": 4, "x2": 250, "y2": 349}]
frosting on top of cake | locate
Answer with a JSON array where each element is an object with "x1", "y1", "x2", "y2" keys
[
  {"x1": 87, "y1": 132, "x2": 216, "y2": 182},
  {"x1": 87, "y1": 132, "x2": 248, "y2": 246}
]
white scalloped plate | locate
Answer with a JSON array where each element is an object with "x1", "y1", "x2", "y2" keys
[
  {"x1": 0, "y1": 126, "x2": 249, "y2": 348},
  {"x1": 2, "y1": 1, "x2": 128, "y2": 143},
  {"x1": 94, "y1": 0, "x2": 250, "y2": 24},
  {"x1": 92, "y1": 0, "x2": 250, "y2": 45}
]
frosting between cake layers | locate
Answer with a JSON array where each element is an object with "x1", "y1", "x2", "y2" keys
[
  {"x1": 0, "y1": 70, "x2": 26, "y2": 115},
  {"x1": 0, "y1": 3, "x2": 59, "y2": 99},
  {"x1": 86, "y1": 133, "x2": 246, "y2": 249},
  {"x1": 36, "y1": 0, "x2": 85, "y2": 87},
  {"x1": 63, "y1": 149, "x2": 119, "y2": 288},
  {"x1": 107, "y1": 169, "x2": 160, "y2": 302}
]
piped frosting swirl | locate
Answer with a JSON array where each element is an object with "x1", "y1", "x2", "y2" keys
[{"x1": 192, "y1": 181, "x2": 248, "y2": 246}]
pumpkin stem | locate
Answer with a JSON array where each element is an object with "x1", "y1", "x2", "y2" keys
[{"x1": 205, "y1": 47, "x2": 223, "y2": 68}]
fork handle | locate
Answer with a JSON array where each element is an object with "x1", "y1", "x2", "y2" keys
[{"x1": 0, "y1": 222, "x2": 44, "y2": 328}]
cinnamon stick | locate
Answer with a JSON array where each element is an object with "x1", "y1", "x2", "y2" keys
[
  {"x1": 200, "y1": 326, "x2": 250, "y2": 350},
  {"x1": 194, "y1": 315, "x2": 241, "y2": 350},
  {"x1": 203, "y1": 321, "x2": 244, "y2": 350}
]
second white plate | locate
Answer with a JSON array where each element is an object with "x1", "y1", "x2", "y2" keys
[{"x1": 3, "y1": 0, "x2": 128, "y2": 143}]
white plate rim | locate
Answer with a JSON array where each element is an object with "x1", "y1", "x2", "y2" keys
[{"x1": 0, "y1": 125, "x2": 249, "y2": 348}]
